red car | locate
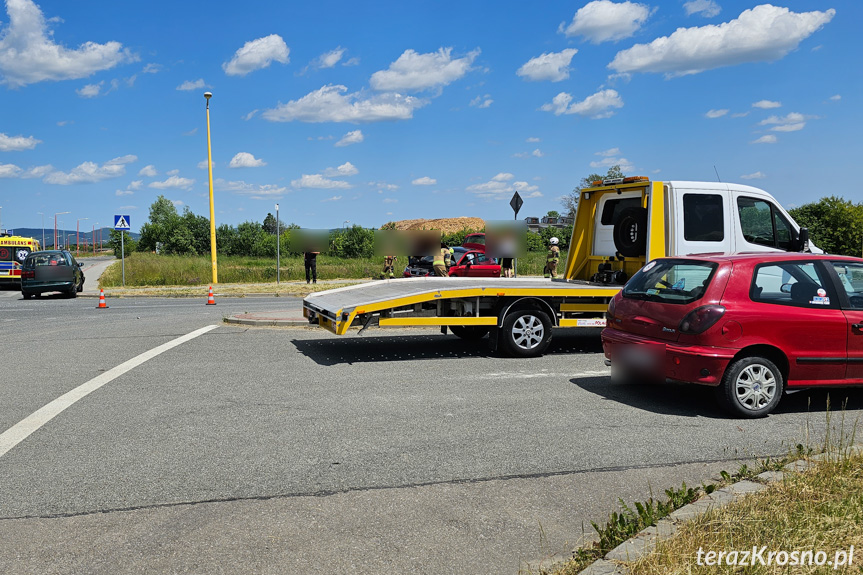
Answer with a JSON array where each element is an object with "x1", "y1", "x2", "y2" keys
[
  {"x1": 602, "y1": 253, "x2": 863, "y2": 418},
  {"x1": 402, "y1": 247, "x2": 501, "y2": 278}
]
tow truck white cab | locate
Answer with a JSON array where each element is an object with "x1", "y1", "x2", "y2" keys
[{"x1": 303, "y1": 177, "x2": 816, "y2": 357}]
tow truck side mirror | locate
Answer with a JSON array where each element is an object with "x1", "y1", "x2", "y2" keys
[{"x1": 797, "y1": 227, "x2": 809, "y2": 252}]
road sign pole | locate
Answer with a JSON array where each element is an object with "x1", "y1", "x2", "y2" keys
[
  {"x1": 121, "y1": 231, "x2": 125, "y2": 286},
  {"x1": 510, "y1": 191, "x2": 523, "y2": 278}
]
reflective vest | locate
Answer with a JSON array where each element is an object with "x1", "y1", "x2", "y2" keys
[
  {"x1": 547, "y1": 245, "x2": 560, "y2": 263},
  {"x1": 433, "y1": 248, "x2": 447, "y2": 267}
]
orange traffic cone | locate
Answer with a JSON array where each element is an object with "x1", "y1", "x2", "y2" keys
[
  {"x1": 96, "y1": 289, "x2": 109, "y2": 309},
  {"x1": 206, "y1": 285, "x2": 216, "y2": 305}
]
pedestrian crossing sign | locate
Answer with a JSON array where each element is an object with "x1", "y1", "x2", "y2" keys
[{"x1": 114, "y1": 215, "x2": 131, "y2": 230}]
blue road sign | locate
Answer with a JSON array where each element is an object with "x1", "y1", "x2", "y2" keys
[{"x1": 114, "y1": 215, "x2": 131, "y2": 230}]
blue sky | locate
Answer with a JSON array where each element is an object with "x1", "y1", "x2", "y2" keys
[{"x1": 0, "y1": 0, "x2": 858, "y2": 234}]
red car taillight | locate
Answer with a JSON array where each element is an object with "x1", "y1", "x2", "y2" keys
[
  {"x1": 679, "y1": 305, "x2": 726, "y2": 334},
  {"x1": 21, "y1": 270, "x2": 35, "y2": 279}
]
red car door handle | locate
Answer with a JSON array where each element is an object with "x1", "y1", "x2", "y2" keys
[{"x1": 853, "y1": 323, "x2": 863, "y2": 330}]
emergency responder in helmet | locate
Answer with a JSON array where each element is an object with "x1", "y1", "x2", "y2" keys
[{"x1": 544, "y1": 237, "x2": 560, "y2": 279}]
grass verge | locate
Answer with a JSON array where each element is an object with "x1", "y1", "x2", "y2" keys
[{"x1": 98, "y1": 251, "x2": 557, "y2": 287}]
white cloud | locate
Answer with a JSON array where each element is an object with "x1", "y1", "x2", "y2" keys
[
  {"x1": 731, "y1": 111, "x2": 750, "y2": 118},
  {"x1": 321, "y1": 196, "x2": 343, "y2": 202},
  {"x1": 759, "y1": 112, "x2": 814, "y2": 132},
  {"x1": 76, "y1": 81, "x2": 103, "y2": 98},
  {"x1": 222, "y1": 34, "x2": 289, "y2": 76},
  {"x1": 560, "y1": 1, "x2": 652, "y2": 43},
  {"x1": 467, "y1": 173, "x2": 541, "y2": 200},
  {"x1": 166, "y1": 169, "x2": 180, "y2": 176},
  {"x1": 683, "y1": 0, "x2": 721, "y2": 18},
  {"x1": 335, "y1": 129, "x2": 364, "y2": 147},
  {"x1": 752, "y1": 100, "x2": 781, "y2": 109},
  {"x1": 469, "y1": 94, "x2": 493, "y2": 108},
  {"x1": 532, "y1": 149, "x2": 544, "y2": 158},
  {"x1": 321, "y1": 162, "x2": 358, "y2": 177},
  {"x1": 139, "y1": 165, "x2": 157, "y2": 177},
  {"x1": 609, "y1": 5, "x2": 835, "y2": 77},
  {"x1": 291, "y1": 174, "x2": 352, "y2": 189},
  {"x1": 590, "y1": 152, "x2": 635, "y2": 172},
  {"x1": 229, "y1": 152, "x2": 266, "y2": 168},
  {"x1": 740, "y1": 171, "x2": 766, "y2": 179},
  {"x1": 705, "y1": 108, "x2": 728, "y2": 118},
  {"x1": 177, "y1": 78, "x2": 207, "y2": 91},
  {"x1": 214, "y1": 179, "x2": 287, "y2": 197},
  {"x1": 369, "y1": 181, "x2": 399, "y2": 191},
  {"x1": 830, "y1": 94, "x2": 841, "y2": 101},
  {"x1": 117, "y1": 205, "x2": 138, "y2": 210},
  {"x1": 751, "y1": 135, "x2": 777, "y2": 144},
  {"x1": 517, "y1": 49, "x2": 578, "y2": 82},
  {"x1": 540, "y1": 89, "x2": 623, "y2": 119},
  {"x1": 106, "y1": 154, "x2": 137, "y2": 165},
  {"x1": 149, "y1": 175, "x2": 195, "y2": 190},
  {"x1": 262, "y1": 84, "x2": 426, "y2": 123},
  {"x1": 197, "y1": 160, "x2": 210, "y2": 170},
  {"x1": 116, "y1": 189, "x2": 134, "y2": 196},
  {"x1": 128, "y1": 180, "x2": 143, "y2": 190},
  {"x1": 44, "y1": 160, "x2": 128, "y2": 185},
  {"x1": 0, "y1": 0, "x2": 136, "y2": 87},
  {"x1": 243, "y1": 109, "x2": 259, "y2": 121},
  {"x1": 412, "y1": 176, "x2": 437, "y2": 186},
  {"x1": 382, "y1": 198, "x2": 398, "y2": 204},
  {"x1": 171, "y1": 200, "x2": 184, "y2": 207},
  {"x1": 20, "y1": 164, "x2": 52, "y2": 178},
  {"x1": 526, "y1": 137, "x2": 541, "y2": 143},
  {"x1": 308, "y1": 47, "x2": 345, "y2": 71},
  {"x1": 142, "y1": 63, "x2": 160, "y2": 74},
  {"x1": 0, "y1": 132, "x2": 41, "y2": 151},
  {"x1": 370, "y1": 47, "x2": 479, "y2": 92},
  {"x1": 0, "y1": 163, "x2": 21, "y2": 178}
]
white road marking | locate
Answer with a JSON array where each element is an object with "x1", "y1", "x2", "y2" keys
[{"x1": 0, "y1": 324, "x2": 219, "y2": 459}]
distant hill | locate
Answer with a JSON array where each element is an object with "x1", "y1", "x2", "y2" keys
[{"x1": 7, "y1": 228, "x2": 140, "y2": 248}]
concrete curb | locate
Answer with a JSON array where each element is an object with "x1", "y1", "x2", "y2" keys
[
  {"x1": 565, "y1": 444, "x2": 863, "y2": 575},
  {"x1": 223, "y1": 316, "x2": 309, "y2": 328}
]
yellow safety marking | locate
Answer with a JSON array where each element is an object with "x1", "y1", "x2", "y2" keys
[{"x1": 379, "y1": 317, "x2": 497, "y2": 327}]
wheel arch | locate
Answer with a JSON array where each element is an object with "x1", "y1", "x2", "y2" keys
[
  {"x1": 498, "y1": 297, "x2": 557, "y2": 327},
  {"x1": 730, "y1": 344, "x2": 790, "y2": 383}
]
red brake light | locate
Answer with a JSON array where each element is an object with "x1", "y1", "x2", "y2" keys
[
  {"x1": 679, "y1": 305, "x2": 726, "y2": 334},
  {"x1": 22, "y1": 270, "x2": 35, "y2": 279},
  {"x1": 606, "y1": 298, "x2": 616, "y2": 323}
]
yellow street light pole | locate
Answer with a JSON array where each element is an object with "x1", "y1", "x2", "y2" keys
[{"x1": 204, "y1": 91, "x2": 218, "y2": 284}]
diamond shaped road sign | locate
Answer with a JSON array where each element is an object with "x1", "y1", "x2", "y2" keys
[{"x1": 510, "y1": 191, "x2": 523, "y2": 217}]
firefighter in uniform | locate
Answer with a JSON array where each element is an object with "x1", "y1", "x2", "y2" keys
[
  {"x1": 544, "y1": 237, "x2": 560, "y2": 279},
  {"x1": 433, "y1": 243, "x2": 453, "y2": 277},
  {"x1": 380, "y1": 254, "x2": 397, "y2": 279}
]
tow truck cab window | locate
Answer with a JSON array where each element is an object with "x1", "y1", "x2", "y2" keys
[
  {"x1": 737, "y1": 197, "x2": 796, "y2": 250},
  {"x1": 683, "y1": 194, "x2": 724, "y2": 242}
]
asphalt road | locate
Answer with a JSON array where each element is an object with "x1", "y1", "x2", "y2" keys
[{"x1": 1, "y1": 292, "x2": 861, "y2": 574}]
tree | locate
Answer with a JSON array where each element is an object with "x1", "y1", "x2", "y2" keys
[
  {"x1": 262, "y1": 213, "x2": 289, "y2": 235},
  {"x1": 560, "y1": 165, "x2": 625, "y2": 219},
  {"x1": 138, "y1": 195, "x2": 180, "y2": 253},
  {"x1": 789, "y1": 196, "x2": 863, "y2": 256},
  {"x1": 546, "y1": 210, "x2": 560, "y2": 218},
  {"x1": 108, "y1": 229, "x2": 137, "y2": 258}
]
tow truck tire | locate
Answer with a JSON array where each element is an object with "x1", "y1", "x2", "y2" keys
[
  {"x1": 450, "y1": 326, "x2": 490, "y2": 340},
  {"x1": 613, "y1": 207, "x2": 648, "y2": 258},
  {"x1": 501, "y1": 309, "x2": 552, "y2": 358}
]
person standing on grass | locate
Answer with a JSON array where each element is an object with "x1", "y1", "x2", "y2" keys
[
  {"x1": 304, "y1": 249, "x2": 319, "y2": 284},
  {"x1": 544, "y1": 237, "x2": 560, "y2": 279},
  {"x1": 380, "y1": 254, "x2": 397, "y2": 279}
]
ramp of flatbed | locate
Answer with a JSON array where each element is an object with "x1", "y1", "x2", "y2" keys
[{"x1": 303, "y1": 277, "x2": 617, "y2": 316}]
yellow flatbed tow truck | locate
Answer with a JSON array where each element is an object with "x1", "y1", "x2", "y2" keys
[{"x1": 303, "y1": 177, "x2": 814, "y2": 357}]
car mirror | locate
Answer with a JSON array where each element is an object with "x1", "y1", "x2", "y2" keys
[
  {"x1": 796, "y1": 227, "x2": 809, "y2": 252},
  {"x1": 780, "y1": 283, "x2": 793, "y2": 294}
]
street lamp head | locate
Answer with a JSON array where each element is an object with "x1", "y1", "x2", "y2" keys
[{"x1": 204, "y1": 92, "x2": 212, "y2": 100}]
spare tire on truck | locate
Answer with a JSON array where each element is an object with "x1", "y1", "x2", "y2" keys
[{"x1": 613, "y1": 207, "x2": 648, "y2": 258}]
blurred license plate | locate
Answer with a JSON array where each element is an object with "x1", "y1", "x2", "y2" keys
[{"x1": 617, "y1": 343, "x2": 665, "y2": 371}]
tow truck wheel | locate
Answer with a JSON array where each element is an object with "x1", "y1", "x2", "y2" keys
[
  {"x1": 501, "y1": 309, "x2": 552, "y2": 358},
  {"x1": 450, "y1": 325, "x2": 490, "y2": 340}
]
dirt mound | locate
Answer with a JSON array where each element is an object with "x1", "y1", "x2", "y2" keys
[{"x1": 387, "y1": 217, "x2": 484, "y2": 233}]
